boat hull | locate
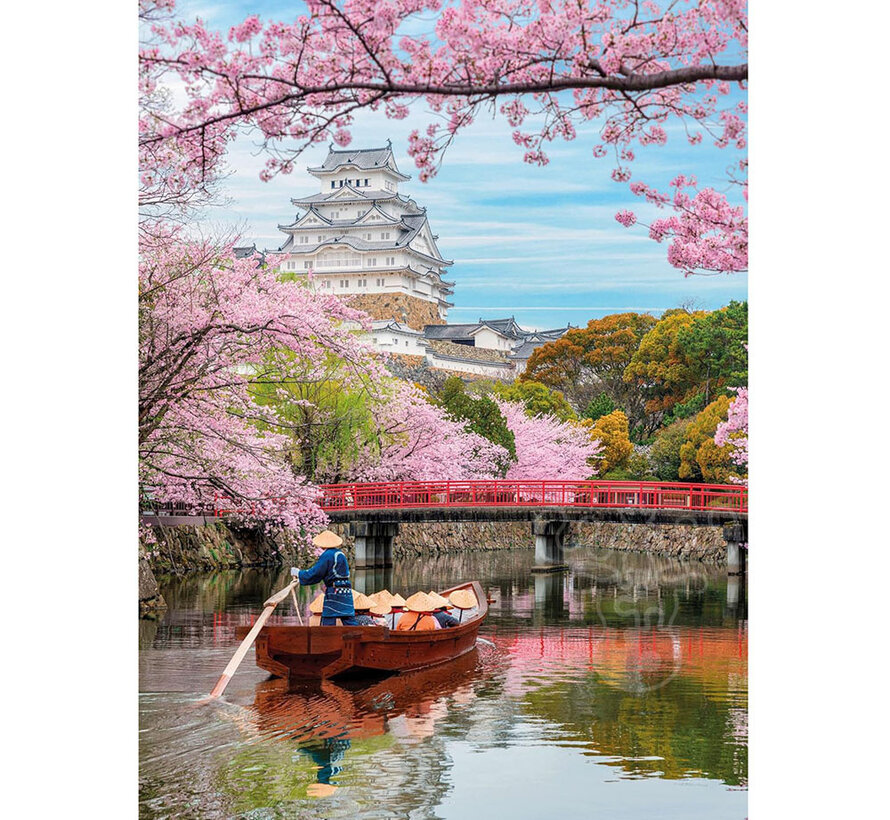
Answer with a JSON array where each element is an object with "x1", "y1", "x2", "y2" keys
[{"x1": 236, "y1": 581, "x2": 488, "y2": 680}]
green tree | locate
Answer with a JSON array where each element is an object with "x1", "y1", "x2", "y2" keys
[
  {"x1": 583, "y1": 392, "x2": 616, "y2": 422},
  {"x1": 649, "y1": 418, "x2": 693, "y2": 481},
  {"x1": 675, "y1": 300, "x2": 748, "y2": 406},
  {"x1": 434, "y1": 377, "x2": 516, "y2": 464},
  {"x1": 491, "y1": 379, "x2": 577, "y2": 422},
  {"x1": 250, "y1": 350, "x2": 381, "y2": 483}
]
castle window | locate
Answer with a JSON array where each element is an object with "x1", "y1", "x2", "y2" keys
[
  {"x1": 304, "y1": 261, "x2": 312, "y2": 269},
  {"x1": 366, "y1": 257, "x2": 377, "y2": 267},
  {"x1": 385, "y1": 256, "x2": 395, "y2": 266},
  {"x1": 340, "y1": 280, "x2": 348, "y2": 288},
  {"x1": 299, "y1": 235, "x2": 309, "y2": 244},
  {"x1": 331, "y1": 181, "x2": 335, "y2": 189},
  {"x1": 358, "y1": 279, "x2": 367, "y2": 287},
  {"x1": 364, "y1": 178, "x2": 369, "y2": 186},
  {"x1": 381, "y1": 232, "x2": 391, "y2": 240}
]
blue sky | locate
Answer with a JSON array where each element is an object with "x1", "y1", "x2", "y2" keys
[{"x1": 171, "y1": 1, "x2": 748, "y2": 330}]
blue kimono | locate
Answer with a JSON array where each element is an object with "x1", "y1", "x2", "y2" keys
[{"x1": 297, "y1": 548, "x2": 358, "y2": 625}]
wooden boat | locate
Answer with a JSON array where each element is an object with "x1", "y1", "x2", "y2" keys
[{"x1": 235, "y1": 580, "x2": 488, "y2": 680}]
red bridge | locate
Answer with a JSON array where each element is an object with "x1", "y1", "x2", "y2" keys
[
  {"x1": 142, "y1": 480, "x2": 747, "y2": 574},
  {"x1": 317, "y1": 480, "x2": 747, "y2": 575},
  {"x1": 319, "y1": 479, "x2": 746, "y2": 516}
]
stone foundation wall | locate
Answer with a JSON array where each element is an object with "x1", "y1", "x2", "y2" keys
[
  {"x1": 139, "y1": 517, "x2": 727, "y2": 609},
  {"x1": 347, "y1": 292, "x2": 444, "y2": 327},
  {"x1": 573, "y1": 521, "x2": 726, "y2": 563},
  {"x1": 331, "y1": 519, "x2": 726, "y2": 563}
]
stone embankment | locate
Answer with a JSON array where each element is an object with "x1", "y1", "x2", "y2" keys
[
  {"x1": 330, "y1": 520, "x2": 726, "y2": 563},
  {"x1": 138, "y1": 522, "x2": 315, "y2": 614},
  {"x1": 139, "y1": 518, "x2": 726, "y2": 612}
]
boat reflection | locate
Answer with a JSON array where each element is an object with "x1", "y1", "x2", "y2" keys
[{"x1": 247, "y1": 649, "x2": 483, "y2": 791}]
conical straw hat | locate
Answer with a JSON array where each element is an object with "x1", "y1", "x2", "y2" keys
[
  {"x1": 449, "y1": 589, "x2": 478, "y2": 610},
  {"x1": 369, "y1": 590, "x2": 393, "y2": 607},
  {"x1": 309, "y1": 593, "x2": 326, "y2": 614},
  {"x1": 389, "y1": 593, "x2": 407, "y2": 608},
  {"x1": 312, "y1": 529, "x2": 343, "y2": 548},
  {"x1": 404, "y1": 591, "x2": 438, "y2": 613},
  {"x1": 352, "y1": 590, "x2": 376, "y2": 610},
  {"x1": 428, "y1": 591, "x2": 451, "y2": 609},
  {"x1": 369, "y1": 601, "x2": 391, "y2": 616}
]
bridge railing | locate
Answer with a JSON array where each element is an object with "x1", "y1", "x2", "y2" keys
[{"x1": 318, "y1": 480, "x2": 747, "y2": 513}]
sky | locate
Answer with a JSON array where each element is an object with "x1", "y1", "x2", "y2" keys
[{"x1": 171, "y1": 0, "x2": 748, "y2": 331}]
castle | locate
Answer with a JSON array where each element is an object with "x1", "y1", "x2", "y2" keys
[{"x1": 266, "y1": 142, "x2": 570, "y2": 379}]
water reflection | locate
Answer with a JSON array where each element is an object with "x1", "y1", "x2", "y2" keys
[{"x1": 140, "y1": 548, "x2": 746, "y2": 819}]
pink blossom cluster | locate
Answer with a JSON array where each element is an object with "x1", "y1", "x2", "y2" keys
[
  {"x1": 496, "y1": 401, "x2": 602, "y2": 480},
  {"x1": 714, "y1": 387, "x2": 748, "y2": 483},
  {"x1": 629, "y1": 174, "x2": 748, "y2": 275},
  {"x1": 139, "y1": 227, "x2": 381, "y2": 536},
  {"x1": 354, "y1": 382, "x2": 510, "y2": 481}
]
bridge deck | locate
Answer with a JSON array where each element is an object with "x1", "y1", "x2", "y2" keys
[{"x1": 324, "y1": 505, "x2": 745, "y2": 526}]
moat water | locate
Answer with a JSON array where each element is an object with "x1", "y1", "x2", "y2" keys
[{"x1": 139, "y1": 548, "x2": 747, "y2": 819}]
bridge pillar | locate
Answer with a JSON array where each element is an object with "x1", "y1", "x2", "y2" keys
[
  {"x1": 531, "y1": 519, "x2": 570, "y2": 572},
  {"x1": 723, "y1": 521, "x2": 748, "y2": 576},
  {"x1": 349, "y1": 521, "x2": 399, "y2": 569}
]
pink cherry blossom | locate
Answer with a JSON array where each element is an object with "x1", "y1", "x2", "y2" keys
[{"x1": 140, "y1": 0, "x2": 748, "y2": 276}]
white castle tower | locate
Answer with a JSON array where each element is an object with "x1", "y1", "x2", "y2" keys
[{"x1": 275, "y1": 141, "x2": 454, "y2": 328}]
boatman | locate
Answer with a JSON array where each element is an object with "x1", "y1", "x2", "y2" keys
[{"x1": 291, "y1": 530, "x2": 361, "y2": 626}]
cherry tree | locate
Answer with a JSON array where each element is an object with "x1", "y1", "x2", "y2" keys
[
  {"x1": 497, "y1": 400, "x2": 602, "y2": 480},
  {"x1": 139, "y1": 228, "x2": 380, "y2": 530},
  {"x1": 354, "y1": 381, "x2": 509, "y2": 480},
  {"x1": 140, "y1": 0, "x2": 747, "y2": 275}
]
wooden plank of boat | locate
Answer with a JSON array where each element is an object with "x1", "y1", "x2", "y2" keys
[{"x1": 235, "y1": 580, "x2": 488, "y2": 680}]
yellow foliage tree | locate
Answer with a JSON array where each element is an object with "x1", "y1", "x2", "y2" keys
[
  {"x1": 582, "y1": 410, "x2": 633, "y2": 474},
  {"x1": 678, "y1": 396, "x2": 741, "y2": 483}
]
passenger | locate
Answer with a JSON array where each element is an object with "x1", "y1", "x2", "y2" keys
[
  {"x1": 448, "y1": 588, "x2": 479, "y2": 623},
  {"x1": 427, "y1": 591, "x2": 460, "y2": 628},
  {"x1": 352, "y1": 591, "x2": 388, "y2": 626},
  {"x1": 396, "y1": 592, "x2": 442, "y2": 631},
  {"x1": 291, "y1": 530, "x2": 361, "y2": 626},
  {"x1": 386, "y1": 592, "x2": 408, "y2": 628}
]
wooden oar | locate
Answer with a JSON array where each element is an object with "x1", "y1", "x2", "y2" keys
[
  {"x1": 290, "y1": 587, "x2": 304, "y2": 625},
  {"x1": 208, "y1": 579, "x2": 299, "y2": 699}
]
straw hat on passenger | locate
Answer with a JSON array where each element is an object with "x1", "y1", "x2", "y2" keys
[
  {"x1": 449, "y1": 589, "x2": 478, "y2": 610},
  {"x1": 352, "y1": 590, "x2": 377, "y2": 610},
  {"x1": 389, "y1": 593, "x2": 407, "y2": 609},
  {"x1": 428, "y1": 591, "x2": 452, "y2": 609},
  {"x1": 312, "y1": 529, "x2": 343, "y2": 549},
  {"x1": 369, "y1": 601, "x2": 391, "y2": 617},
  {"x1": 370, "y1": 590, "x2": 394, "y2": 608},
  {"x1": 309, "y1": 593, "x2": 326, "y2": 614},
  {"x1": 404, "y1": 591, "x2": 439, "y2": 613}
]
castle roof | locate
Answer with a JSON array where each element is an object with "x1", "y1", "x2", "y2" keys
[
  {"x1": 290, "y1": 188, "x2": 414, "y2": 207},
  {"x1": 308, "y1": 143, "x2": 410, "y2": 180},
  {"x1": 371, "y1": 320, "x2": 427, "y2": 338}
]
